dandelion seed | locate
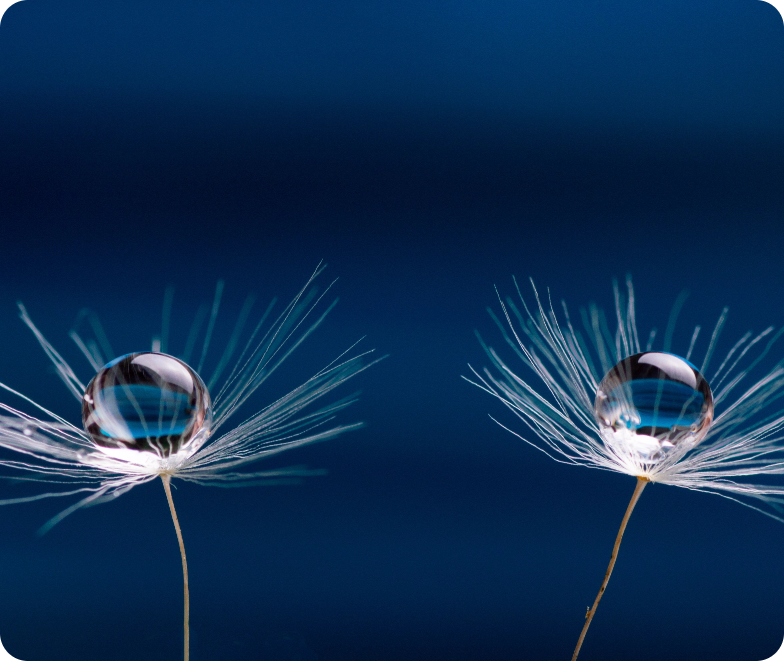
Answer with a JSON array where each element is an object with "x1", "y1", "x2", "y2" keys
[
  {"x1": 0, "y1": 264, "x2": 379, "y2": 661},
  {"x1": 466, "y1": 277, "x2": 784, "y2": 660}
]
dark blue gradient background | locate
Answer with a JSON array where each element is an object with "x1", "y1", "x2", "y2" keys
[{"x1": 1, "y1": 1, "x2": 784, "y2": 659}]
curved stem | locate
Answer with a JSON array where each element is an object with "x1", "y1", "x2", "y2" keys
[
  {"x1": 571, "y1": 477, "x2": 647, "y2": 661},
  {"x1": 162, "y1": 475, "x2": 189, "y2": 661}
]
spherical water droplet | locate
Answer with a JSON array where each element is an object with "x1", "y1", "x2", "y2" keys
[
  {"x1": 82, "y1": 353, "x2": 212, "y2": 465},
  {"x1": 594, "y1": 352, "x2": 713, "y2": 463}
]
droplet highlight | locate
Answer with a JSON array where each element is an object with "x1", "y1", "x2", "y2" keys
[{"x1": 594, "y1": 352, "x2": 713, "y2": 463}]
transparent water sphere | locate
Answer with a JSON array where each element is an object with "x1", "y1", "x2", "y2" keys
[
  {"x1": 82, "y1": 353, "x2": 212, "y2": 465},
  {"x1": 594, "y1": 352, "x2": 713, "y2": 463}
]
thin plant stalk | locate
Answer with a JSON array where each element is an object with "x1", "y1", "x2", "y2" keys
[
  {"x1": 162, "y1": 475, "x2": 189, "y2": 661},
  {"x1": 572, "y1": 477, "x2": 648, "y2": 661}
]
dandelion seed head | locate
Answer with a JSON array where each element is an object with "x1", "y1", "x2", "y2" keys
[
  {"x1": 82, "y1": 352, "x2": 212, "y2": 472},
  {"x1": 467, "y1": 277, "x2": 784, "y2": 520},
  {"x1": 0, "y1": 264, "x2": 380, "y2": 533}
]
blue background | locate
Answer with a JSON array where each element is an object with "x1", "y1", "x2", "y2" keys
[{"x1": 1, "y1": 0, "x2": 784, "y2": 659}]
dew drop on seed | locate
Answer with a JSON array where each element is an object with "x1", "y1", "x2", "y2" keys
[
  {"x1": 82, "y1": 353, "x2": 212, "y2": 462},
  {"x1": 594, "y1": 352, "x2": 713, "y2": 463}
]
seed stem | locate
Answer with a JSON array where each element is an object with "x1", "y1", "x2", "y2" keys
[
  {"x1": 571, "y1": 476, "x2": 647, "y2": 661},
  {"x1": 162, "y1": 475, "x2": 189, "y2": 661}
]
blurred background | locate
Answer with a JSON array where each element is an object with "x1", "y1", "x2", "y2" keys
[{"x1": 2, "y1": 1, "x2": 784, "y2": 659}]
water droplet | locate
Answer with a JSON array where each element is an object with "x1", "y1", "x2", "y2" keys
[
  {"x1": 82, "y1": 353, "x2": 212, "y2": 464},
  {"x1": 594, "y1": 352, "x2": 713, "y2": 463}
]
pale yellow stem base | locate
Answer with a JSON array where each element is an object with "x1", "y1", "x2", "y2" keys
[
  {"x1": 162, "y1": 475, "x2": 189, "y2": 661},
  {"x1": 571, "y1": 477, "x2": 647, "y2": 661}
]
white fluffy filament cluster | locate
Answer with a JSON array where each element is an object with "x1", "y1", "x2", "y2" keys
[
  {"x1": 0, "y1": 264, "x2": 378, "y2": 533},
  {"x1": 467, "y1": 277, "x2": 784, "y2": 521}
]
